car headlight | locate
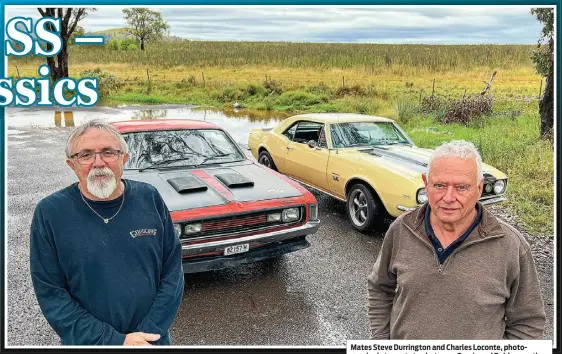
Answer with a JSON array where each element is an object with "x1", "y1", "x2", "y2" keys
[
  {"x1": 309, "y1": 204, "x2": 318, "y2": 221},
  {"x1": 493, "y1": 180, "x2": 506, "y2": 194},
  {"x1": 416, "y1": 188, "x2": 428, "y2": 204},
  {"x1": 267, "y1": 213, "x2": 282, "y2": 222},
  {"x1": 173, "y1": 224, "x2": 182, "y2": 238},
  {"x1": 184, "y1": 223, "x2": 203, "y2": 235},
  {"x1": 484, "y1": 183, "x2": 493, "y2": 193},
  {"x1": 282, "y1": 208, "x2": 300, "y2": 222}
]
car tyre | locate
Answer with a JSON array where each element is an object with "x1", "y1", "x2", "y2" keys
[
  {"x1": 347, "y1": 183, "x2": 382, "y2": 233},
  {"x1": 258, "y1": 150, "x2": 278, "y2": 171}
]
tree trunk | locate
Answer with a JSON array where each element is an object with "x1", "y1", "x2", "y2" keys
[
  {"x1": 539, "y1": 37, "x2": 554, "y2": 140},
  {"x1": 539, "y1": 71, "x2": 553, "y2": 139},
  {"x1": 48, "y1": 39, "x2": 69, "y2": 82},
  {"x1": 141, "y1": 38, "x2": 145, "y2": 51},
  {"x1": 61, "y1": 37, "x2": 69, "y2": 78},
  {"x1": 47, "y1": 56, "x2": 58, "y2": 82}
]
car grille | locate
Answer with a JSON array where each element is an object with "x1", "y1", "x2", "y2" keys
[
  {"x1": 202, "y1": 214, "x2": 267, "y2": 233},
  {"x1": 179, "y1": 207, "x2": 305, "y2": 241}
]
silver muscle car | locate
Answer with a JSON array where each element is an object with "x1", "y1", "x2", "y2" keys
[{"x1": 111, "y1": 119, "x2": 320, "y2": 273}]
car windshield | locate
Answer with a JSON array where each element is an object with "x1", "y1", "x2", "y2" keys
[
  {"x1": 330, "y1": 122, "x2": 411, "y2": 148},
  {"x1": 122, "y1": 129, "x2": 245, "y2": 169}
]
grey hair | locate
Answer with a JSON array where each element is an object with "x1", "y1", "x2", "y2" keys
[
  {"x1": 427, "y1": 140, "x2": 483, "y2": 183},
  {"x1": 65, "y1": 119, "x2": 128, "y2": 158}
]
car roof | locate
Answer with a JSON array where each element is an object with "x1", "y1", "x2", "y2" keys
[
  {"x1": 110, "y1": 119, "x2": 221, "y2": 133},
  {"x1": 288, "y1": 113, "x2": 395, "y2": 123}
]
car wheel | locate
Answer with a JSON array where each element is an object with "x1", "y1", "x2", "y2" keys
[
  {"x1": 258, "y1": 150, "x2": 278, "y2": 171},
  {"x1": 347, "y1": 183, "x2": 381, "y2": 233}
]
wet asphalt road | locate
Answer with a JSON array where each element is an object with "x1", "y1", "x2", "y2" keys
[{"x1": 5, "y1": 126, "x2": 553, "y2": 346}]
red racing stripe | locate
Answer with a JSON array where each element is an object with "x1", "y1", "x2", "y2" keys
[{"x1": 190, "y1": 169, "x2": 234, "y2": 201}]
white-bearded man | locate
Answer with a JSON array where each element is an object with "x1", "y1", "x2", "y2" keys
[{"x1": 30, "y1": 119, "x2": 184, "y2": 346}]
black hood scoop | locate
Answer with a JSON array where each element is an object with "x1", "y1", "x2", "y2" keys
[
  {"x1": 167, "y1": 176, "x2": 208, "y2": 194},
  {"x1": 214, "y1": 172, "x2": 254, "y2": 188}
]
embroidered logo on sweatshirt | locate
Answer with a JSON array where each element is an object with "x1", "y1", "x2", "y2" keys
[{"x1": 129, "y1": 229, "x2": 157, "y2": 238}]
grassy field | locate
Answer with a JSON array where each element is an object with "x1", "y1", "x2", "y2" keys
[
  {"x1": 8, "y1": 41, "x2": 554, "y2": 235},
  {"x1": 13, "y1": 41, "x2": 535, "y2": 71}
]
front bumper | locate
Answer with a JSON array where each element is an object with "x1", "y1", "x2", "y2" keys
[
  {"x1": 479, "y1": 195, "x2": 507, "y2": 205},
  {"x1": 181, "y1": 220, "x2": 320, "y2": 273},
  {"x1": 397, "y1": 195, "x2": 507, "y2": 212}
]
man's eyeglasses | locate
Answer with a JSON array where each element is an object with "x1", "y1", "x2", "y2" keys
[{"x1": 70, "y1": 150, "x2": 123, "y2": 165}]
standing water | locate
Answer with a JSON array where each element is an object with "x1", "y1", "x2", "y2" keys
[{"x1": 6, "y1": 105, "x2": 291, "y2": 148}]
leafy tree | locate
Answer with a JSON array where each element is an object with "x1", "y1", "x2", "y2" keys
[
  {"x1": 68, "y1": 25, "x2": 84, "y2": 45},
  {"x1": 126, "y1": 43, "x2": 139, "y2": 51},
  {"x1": 530, "y1": 8, "x2": 554, "y2": 140},
  {"x1": 119, "y1": 37, "x2": 138, "y2": 51},
  {"x1": 122, "y1": 8, "x2": 169, "y2": 51},
  {"x1": 107, "y1": 38, "x2": 120, "y2": 50},
  {"x1": 37, "y1": 8, "x2": 94, "y2": 81}
]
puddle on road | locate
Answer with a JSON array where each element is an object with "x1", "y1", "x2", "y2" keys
[{"x1": 6, "y1": 105, "x2": 292, "y2": 147}]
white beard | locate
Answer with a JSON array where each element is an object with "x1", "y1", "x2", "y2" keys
[{"x1": 87, "y1": 167, "x2": 118, "y2": 199}]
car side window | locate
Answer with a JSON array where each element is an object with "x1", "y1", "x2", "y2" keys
[
  {"x1": 282, "y1": 124, "x2": 297, "y2": 140},
  {"x1": 293, "y1": 121, "x2": 323, "y2": 144}
]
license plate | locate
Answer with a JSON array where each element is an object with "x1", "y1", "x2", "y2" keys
[{"x1": 224, "y1": 243, "x2": 249, "y2": 256}]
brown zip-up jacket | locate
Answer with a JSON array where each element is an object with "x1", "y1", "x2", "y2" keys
[{"x1": 367, "y1": 203, "x2": 546, "y2": 339}]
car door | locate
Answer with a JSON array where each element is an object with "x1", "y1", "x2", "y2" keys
[
  {"x1": 267, "y1": 122, "x2": 297, "y2": 173},
  {"x1": 284, "y1": 121, "x2": 329, "y2": 189},
  {"x1": 326, "y1": 123, "x2": 352, "y2": 199}
]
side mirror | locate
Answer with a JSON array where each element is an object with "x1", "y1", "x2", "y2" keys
[{"x1": 307, "y1": 140, "x2": 317, "y2": 148}]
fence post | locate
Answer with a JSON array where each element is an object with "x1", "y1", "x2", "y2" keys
[
  {"x1": 431, "y1": 79, "x2": 435, "y2": 98},
  {"x1": 146, "y1": 68, "x2": 150, "y2": 81},
  {"x1": 15, "y1": 65, "x2": 20, "y2": 78},
  {"x1": 342, "y1": 76, "x2": 345, "y2": 87},
  {"x1": 202, "y1": 71, "x2": 205, "y2": 87}
]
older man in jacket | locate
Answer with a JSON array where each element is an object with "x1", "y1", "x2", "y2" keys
[{"x1": 367, "y1": 140, "x2": 545, "y2": 339}]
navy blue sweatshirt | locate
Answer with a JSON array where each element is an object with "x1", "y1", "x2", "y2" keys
[{"x1": 30, "y1": 179, "x2": 184, "y2": 345}]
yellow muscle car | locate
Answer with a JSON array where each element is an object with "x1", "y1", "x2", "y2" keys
[{"x1": 248, "y1": 113, "x2": 508, "y2": 232}]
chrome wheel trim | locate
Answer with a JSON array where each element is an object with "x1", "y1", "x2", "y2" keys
[{"x1": 349, "y1": 189, "x2": 368, "y2": 227}]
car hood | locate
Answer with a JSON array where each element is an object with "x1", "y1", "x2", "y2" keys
[
  {"x1": 123, "y1": 162, "x2": 303, "y2": 212},
  {"x1": 357, "y1": 145, "x2": 431, "y2": 174},
  {"x1": 357, "y1": 145, "x2": 504, "y2": 177}
]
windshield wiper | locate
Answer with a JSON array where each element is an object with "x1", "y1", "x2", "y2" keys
[
  {"x1": 193, "y1": 153, "x2": 232, "y2": 168},
  {"x1": 138, "y1": 155, "x2": 200, "y2": 172}
]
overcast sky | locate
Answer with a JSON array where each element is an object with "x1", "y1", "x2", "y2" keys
[{"x1": 6, "y1": 6, "x2": 548, "y2": 44}]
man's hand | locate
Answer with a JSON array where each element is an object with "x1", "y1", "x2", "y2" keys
[{"x1": 123, "y1": 332, "x2": 161, "y2": 346}]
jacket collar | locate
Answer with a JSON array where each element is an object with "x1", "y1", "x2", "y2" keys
[{"x1": 403, "y1": 202, "x2": 505, "y2": 241}]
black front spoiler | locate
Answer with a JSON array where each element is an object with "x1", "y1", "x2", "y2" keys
[{"x1": 181, "y1": 236, "x2": 310, "y2": 274}]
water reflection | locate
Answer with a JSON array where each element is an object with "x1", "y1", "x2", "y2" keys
[
  {"x1": 6, "y1": 105, "x2": 292, "y2": 147},
  {"x1": 53, "y1": 111, "x2": 75, "y2": 128},
  {"x1": 131, "y1": 109, "x2": 168, "y2": 120}
]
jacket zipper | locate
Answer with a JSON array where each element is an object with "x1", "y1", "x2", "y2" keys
[
  {"x1": 439, "y1": 234, "x2": 504, "y2": 272},
  {"x1": 404, "y1": 223, "x2": 442, "y2": 270},
  {"x1": 405, "y1": 223, "x2": 503, "y2": 273}
]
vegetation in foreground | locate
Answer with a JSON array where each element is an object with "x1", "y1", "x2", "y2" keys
[{"x1": 8, "y1": 42, "x2": 553, "y2": 236}]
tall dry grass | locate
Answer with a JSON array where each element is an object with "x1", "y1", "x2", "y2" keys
[{"x1": 12, "y1": 41, "x2": 535, "y2": 73}]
